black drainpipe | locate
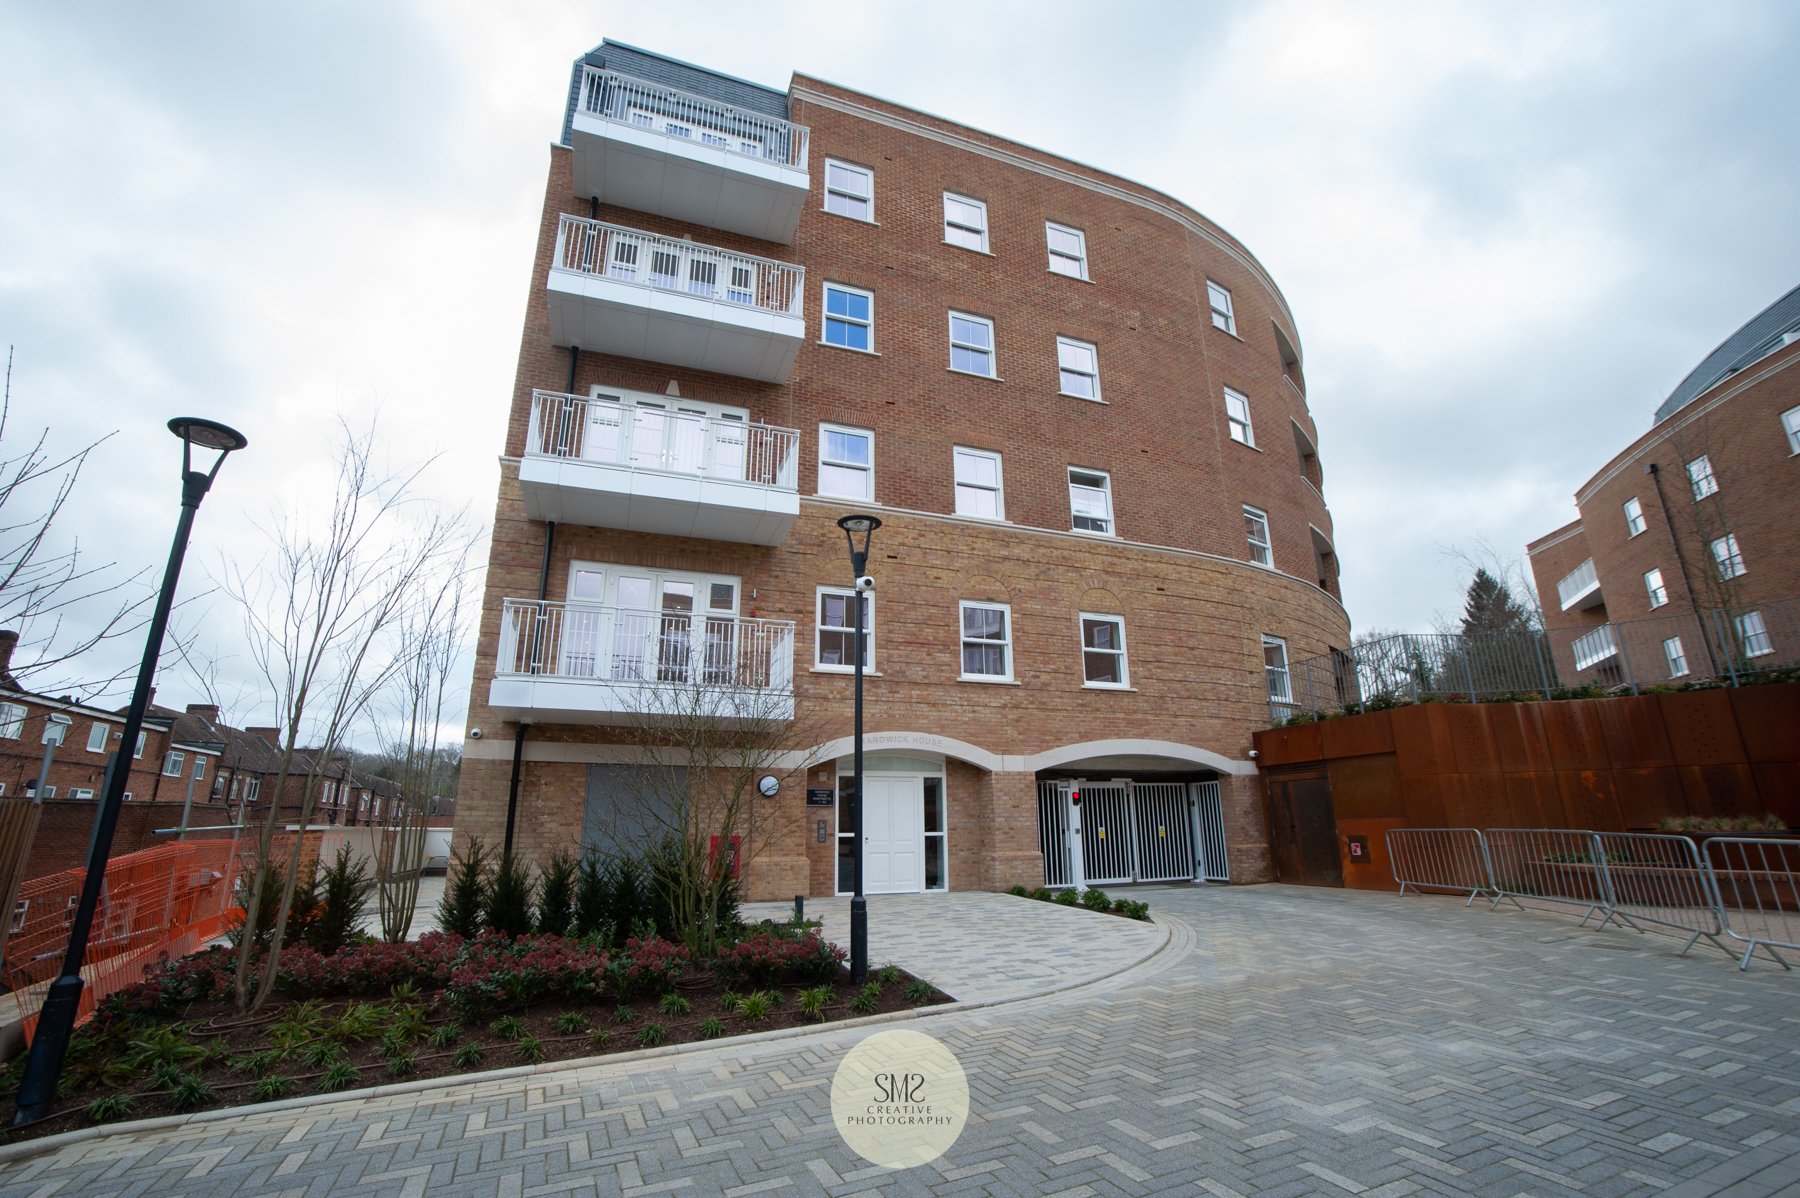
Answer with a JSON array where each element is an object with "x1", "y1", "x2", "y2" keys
[{"x1": 503, "y1": 345, "x2": 577, "y2": 857}]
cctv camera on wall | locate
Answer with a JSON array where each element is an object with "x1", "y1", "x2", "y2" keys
[{"x1": 469, "y1": 728, "x2": 483, "y2": 740}]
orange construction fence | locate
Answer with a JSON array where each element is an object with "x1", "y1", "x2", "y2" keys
[{"x1": 0, "y1": 832, "x2": 319, "y2": 1041}]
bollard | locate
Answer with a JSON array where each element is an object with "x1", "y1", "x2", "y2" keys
[{"x1": 793, "y1": 895, "x2": 804, "y2": 923}]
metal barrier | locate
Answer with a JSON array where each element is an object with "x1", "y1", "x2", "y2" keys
[
  {"x1": 1483, "y1": 829, "x2": 1627, "y2": 929},
  {"x1": 1703, "y1": 837, "x2": 1799, "y2": 971},
  {"x1": 1387, "y1": 828, "x2": 1495, "y2": 905},
  {"x1": 1590, "y1": 832, "x2": 1730, "y2": 958}
]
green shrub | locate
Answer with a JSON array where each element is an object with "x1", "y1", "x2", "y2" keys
[
  {"x1": 452, "y1": 1043, "x2": 484, "y2": 1069},
  {"x1": 1079, "y1": 888, "x2": 1111, "y2": 911},
  {"x1": 904, "y1": 980, "x2": 933, "y2": 1004},
  {"x1": 1053, "y1": 889, "x2": 1078, "y2": 906},
  {"x1": 797, "y1": 985, "x2": 831, "y2": 1020},
  {"x1": 298, "y1": 1040, "x2": 343, "y2": 1069},
  {"x1": 737, "y1": 991, "x2": 772, "y2": 1022},
  {"x1": 553, "y1": 1010, "x2": 587, "y2": 1036},
  {"x1": 1125, "y1": 901, "x2": 1151, "y2": 921},
  {"x1": 318, "y1": 1061, "x2": 360, "y2": 1093},
  {"x1": 385, "y1": 1052, "x2": 416, "y2": 1077},
  {"x1": 171, "y1": 1074, "x2": 216, "y2": 1111},
  {"x1": 534, "y1": 852, "x2": 578, "y2": 937},
  {"x1": 483, "y1": 852, "x2": 537, "y2": 939},
  {"x1": 84, "y1": 1094, "x2": 135, "y2": 1124},
  {"x1": 491, "y1": 1015, "x2": 527, "y2": 1041},
  {"x1": 1029, "y1": 887, "x2": 1052, "y2": 902},
  {"x1": 635, "y1": 1023, "x2": 667, "y2": 1047},
  {"x1": 250, "y1": 1074, "x2": 294, "y2": 1102},
  {"x1": 611, "y1": 1004, "x2": 637, "y2": 1025},
  {"x1": 235, "y1": 1049, "x2": 282, "y2": 1078},
  {"x1": 587, "y1": 1028, "x2": 612, "y2": 1050},
  {"x1": 876, "y1": 964, "x2": 901, "y2": 985},
  {"x1": 849, "y1": 984, "x2": 880, "y2": 1014},
  {"x1": 515, "y1": 1036, "x2": 546, "y2": 1064},
  {"x1": 438, "y1": 838, "x2": 490, "y2": 939},
  {"x1": 572, "y1": 853, "x2": 611, "y2": 941},
  {"x1": 429, "y1": 1023, "x2": 461, "y2": 1049},
  {"x1": 305, "y1": 845, "x2": 372, "y2": 956},
  {"x1": 697, "y1": 1017, "x2": 725, "y2": 1040},
  {"x1": 659, "y1": 992, "x2": 692, "y2": 1017},
  {"x1": 1006, "y1": 884, "x2": 1028, "y2": 897}
]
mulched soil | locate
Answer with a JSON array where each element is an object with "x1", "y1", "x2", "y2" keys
[{"x1": 0, "y1": 968, "x2": 949, "y2": 1145}]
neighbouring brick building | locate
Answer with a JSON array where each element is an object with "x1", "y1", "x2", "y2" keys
[
  {"x1": 458, "y1": 42, "x2": 1350, "y2": 899},
  {"x1": 1528, "y1": 284, "x2": 1800, "y2": 686}
]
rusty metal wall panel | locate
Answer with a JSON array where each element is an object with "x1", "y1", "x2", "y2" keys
[
  {"x1": 1540, "y1": 702, "x2": 1611, "y2": 771},
  {"x1": 1659, "y1": 690, "x2": 1748, "y2": 766},
  {"x1": 1445, "y1": 704, "x2": 1501, "y2": 775},
  {"x1": 1318, "y1": 708, "x2": 1395, "y2": 759},
  {"x1": 1391, "y1": 705, "x2": 1454, "y2": 777},
  {"x1": 1326, "y1": 753, "x2": 1402, "y2": 820},
  {"x1": 1595, "y1": 695, "x2": 1675, "y2": 769},
  {"x1": 1614, "y1": 766, "x2": 1689, "y2": 830},
  {"x1": 1557, "y1": 770, "x2": 1625, "y2": 830},
  {"x1": 1728, "y1": 686, "x2": 1800, "y2": 763},
  {"x1": 1251, "y1": 722, "x2": 1322, "y2": 766},
  {"x1": 1749, "y1": 763, "x2": 1800, "y2": 827},
  {"x1": 1487, "y1": 703, "x2": 1556, "y2": 775},
  {"x1": 1677, "y1": 763, "x2": 1761, "y2": 815}
]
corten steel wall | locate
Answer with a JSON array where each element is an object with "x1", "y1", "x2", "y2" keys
[
  {"x1": 1529, "y1": 336, "x2": 1800, "y2": 684},
  {"x1": 462, "y1": 59, "x2": 1349, "y2": 898},
  {"x1": 1252, "y1": 683, "x2": 1800, "y2": 892}
]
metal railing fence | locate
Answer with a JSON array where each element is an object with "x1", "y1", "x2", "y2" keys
[
  {"x1": 1389, "y1": 826, "x2": 1795, "y2": 970},
  {"x1": 554, "y1": 215, "x2": 806, "y2": 317},
  {"x1": 1277, "y1": 596, "x2": 1800, "y2": 724},
  {"x1": 578, "y1": 66, "x2": 810, "y2": 169},
  {"x1": 526, "y1": 390, "x2": 800, "y2": 490},
  {"x1": 497, "y1": 598, "x2": 795, "y2": 694}
]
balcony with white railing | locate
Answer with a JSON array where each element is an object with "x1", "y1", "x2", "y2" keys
[
  {"x1": 519, "y1": 390, "x2": 800, "y2": 544},
  {"x1": 1570, "y1": 624, "x2": 1619, "y2": 671},
  {"x1": 548, "y1": 217, "x2": 805, "y2": 383},
  {"x1": 570, "y1": 67, "x2": 811, "y2": 244},
  {"x1": 1557, "y1": 558, "x2": 1605, "y2": 611},
  {"x1": 488, "y1": 599, "x2": 795, "y2": 725}
]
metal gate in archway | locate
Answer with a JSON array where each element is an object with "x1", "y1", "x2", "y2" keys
[{"x1": 1036, "y1": 780, "x2": 1223, "y2": 887}]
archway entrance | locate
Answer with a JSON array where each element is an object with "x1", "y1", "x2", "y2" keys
[{"x1": 1036, "y1": 776, "x2": 1229, "y2": 888}]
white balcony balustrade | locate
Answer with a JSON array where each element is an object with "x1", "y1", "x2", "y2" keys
[
  {"x1": 519, "y1": 390, "x2": 799, "y2": 544},
  {"x1": 489, "y1": 599, "x2": 795, "y2": 725},
  {"x1": 1557, "y1": 558, "x2": 1604, "y2": 612},
  {"x1": 548, "y1": 217, "x2": 805, "y2": 383},
  {"x1": 1571, "y1": 624, "x2": 1619, "y2": 671},
  {"x1": 570, "y1": 67, "x2": 810, "y2": 243}
]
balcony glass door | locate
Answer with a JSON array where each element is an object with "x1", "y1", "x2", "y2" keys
[
  {"x1": 561, "y1": 565, "x2": 608, "y2": 678},
  {"x1": 567, "y1": 564, "x2": 742, "y2": 686},
  {"x1": 588, "y1": 390, "x2": 748, "y2": 480}
]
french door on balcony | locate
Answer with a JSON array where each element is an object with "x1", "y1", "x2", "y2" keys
[
  {"x1": 580, "y1": 391, "x2": 748, "y2": 481},
  {"x1": 624, "y1": 106, "x2": 764, "y2": 157},
  {"x1": 560, "y1": 563, "x2": 741, "y2": 685},
  {"x1": 602, "y1": 232, "x2": 759, "y2": 305}
]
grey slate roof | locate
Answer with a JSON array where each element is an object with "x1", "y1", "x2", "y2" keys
[
  {"x1": 560, "y1": 39, "x2": 790, "y2": 148},
  {"x1": 1654, "y1": 282, "x2": 1800, "y2": 424}
]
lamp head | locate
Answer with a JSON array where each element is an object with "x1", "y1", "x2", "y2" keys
[
  {"x1": 836, "y1": 513, "x2": 882, "y2": 574},
  {"x1": 167, "y1": 417, "x2": 248, "y2": 500}
]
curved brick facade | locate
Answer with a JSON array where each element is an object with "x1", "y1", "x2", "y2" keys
[{"x1": 460, "y1": 44, "x2": 1350, "y2": 898}]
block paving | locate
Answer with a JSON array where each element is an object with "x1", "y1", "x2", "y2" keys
[{"x1": 2, "y1": 884, "x2": 1796, "y2": 1196}]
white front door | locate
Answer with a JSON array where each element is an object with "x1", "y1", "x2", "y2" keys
[{"x1": 864, "y1": 775, "x2": 925, "y2": 893}]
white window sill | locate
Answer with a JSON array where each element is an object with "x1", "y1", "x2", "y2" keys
[
  {"x1": 1212, "y1": 324, "x2": 1243, "y2": 341},
  {"x1": 1049, "y1": 269, "x2": 1094, "y2": 283},
  {"x1": 1251, "y1": 558, "x2": 1275, "y2": 570},
  {"x1": 949, "y1": 367, "x2": 1002, "y2": 382},
  {"x1": 810, "y1": 667, "x2": 882, "y2": 677},
  {"x1": 816, "y1": 490, "x2": 875, "y2": 503},
  {"x1": 1082, "y1": 683, "x2": 1136, "y2": 692},
  {"x1": 955, "y1": 512, "x2": 1009, "y2": 524},
  {"x1": 1060, "y1": 390, "x2": 1106, "y2": 403},
  {"x1": 958, "y1": 675, "x2": 1019, "y2": 685},
  {"x1": 1070, "y1": 527, "x2": 1117, "y2": 538},
  {"x1": 1229, "y1": 438, "x2": 1263, "y2": 453},
  {"x1": 823, "y1": 209, "x2": 879, "y2": 225},
  {"x1": 943, "y1": 241, "x2": 995, "y2": 256},
  {"x1": 819, "y1": 341, "x2": 880, "y2": 356}
]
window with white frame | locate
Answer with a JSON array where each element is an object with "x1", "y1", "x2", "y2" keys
[
  {"x1": 943, "y1": 193, "x2": 988, "y2": 251},
  {"x1": 1068, "y1": 468, "x2": 1114, "y2": 534},
  {"x1": 1687, "y1": 454, "x2": 1718, "y2": 500},
  {"x1": 1056, "y1": 338, "x2": 1100, "y2": 400},
  {"x1": 194, "y1": 757, "x2": 207, "y2": 781},
  {"x1": 134, "y1": 731, "x2": 146, "y2": 759},
  {"x1": 822, "y1": 283, "x2": 873, "y2": 351},
  {"x1": 1664, "y1": 636, "x2": 1689, "y2": 677},
  {"x1": 163, "y1": 751, "x2": 184, "y2": 777},
  {"x1": 959, "y1": 601, "x2": 1013, "y2": 680},
  {"x1": 1225, "y1": 387, "x2": 1255, "y2": 446},
  {"x1": 1737, "y1": 610, "x2": 1774, "y2": 658},
  {"x1": 1644, "y1": 567, "x2": 1668, "y2": 608},
  {"x1": 1623, "y1": 496, "x2": 1646, "y2": 537},
  {"x1": 1711, "y1": 532, "x2": 1745, "y2": 580},
  {"x1": 948, "y1": 312, "x2": 995, "y2": 376},
  {"x1": 818, "y1": 424, "x2": 873, "y2": 500},
  {"x1": 1244, "y1": 505, "x2": 1273, "y2": 567},
  {"x1": 8, "y1": 900, "x2": 24, "y2": 934},
  {"x1": 1785, "y1": 405, "x2": 1800, "y2": 454},
  {"x1": 815, "y1": 588, "x2": 873, "y2": 671},
  {"x1": 953, "y1": 447, "x2": 1004, "y2": 519},
  {"x1": 1079, "y1": 614, "x2": 1128, "y2": 688},
  {"x1": 1046, "y1": 222, "x2": 1087, "y2": 278},
  {"x1": 0, "y1": 703, "x2": 24, "y2": 740},
  {"x1": 823, "y1": 159, "x2": 873, "y2": 221},
  {"x1": 1207, "y1": 280, "x2": 1237, "y2": 334},
  {"x1": 71, "y1": 787, "x2": 94, "y2": 800},
  {"x1": 39, "y1": 786, "x2": 54, "y2": 799},
  {"x1": 1263, "y1": 636, "x2": 1291, "y2": 702},
  {"x1": 86, "y1": 722, "x2": 109, "y2": 753}
]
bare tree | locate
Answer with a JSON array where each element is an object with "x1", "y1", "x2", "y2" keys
[
  {"x1": 588, "y1": 629, "x2": 815, "y2": 955},
  {"x1": 225, "y1": 417, "x2": 477, "y2": 1011},
  {"x1": 0, "y1": 348, "x2": 155, "y2": 696},
  {"x1": 373, "y1": 559, "x2": 473, "y2": 942}
]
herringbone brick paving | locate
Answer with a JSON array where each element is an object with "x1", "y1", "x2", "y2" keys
[{"x1": 2, "y1": 885, "x2": 1796, "y2": 1196}]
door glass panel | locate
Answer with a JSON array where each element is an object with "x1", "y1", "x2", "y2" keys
[
  {"x1": 612, "y1": 575, "x2": 653, "y2": 681},
  {"x1": 607, "y1": 239, "x2": 640, "y2": 282},
  {"x1": 727, "y1": 264, "x2": 754, "y2": 305},
  {"x1": 630, "y1": 402, "x2": 666, "y2": 469},
  {"x1": 925, "y1": 838, "x2": 944, "y2": 890},
  {"x1": 687, "y1": 258, "x2": 718, "y2": 298},
  {"x1": 584, "y1": 396, "x2": 624, "y2": 463},
  {"x1": 924, "y1": 778, "x2": 943, "y2": 833},
  {"x1": 713, "y1": 413, "x2": 747, "y2": 480},
  {"x1": 650, "y1": 250, "x2": 680, "y2": 289},
  {"x1": 657, "y1": 582, "x2": 695, "y2": 682},
  {"x1": 668, "y1": 408, "x2": 706, "y2": 474},
  {"x1": 836, "y1": 776, "x2": 859, "y2": 893}
]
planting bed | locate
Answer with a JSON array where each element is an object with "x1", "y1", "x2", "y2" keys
[{"x1": 0, "y1": 929, "x2": 948, "y2": 1145}]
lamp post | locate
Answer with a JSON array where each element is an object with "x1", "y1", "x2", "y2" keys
[
  {"x1": 836, "y1": 513, "x2": 880, "y2": 987},
  {"x1": 13, "y1": 417, "x2": 246, "y2": 1126}
]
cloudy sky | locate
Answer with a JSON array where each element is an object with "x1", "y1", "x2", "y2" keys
[{"x1": 2, "y1": 1, "x2": 1797, "y2": 727}]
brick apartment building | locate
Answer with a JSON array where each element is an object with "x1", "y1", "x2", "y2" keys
[
  {"x1": 1528, "y1": 284, "x2": 1800, "y2": 685},
  {"x1": 457, "y1": 42, "x2": 1350, "y2": 899}
]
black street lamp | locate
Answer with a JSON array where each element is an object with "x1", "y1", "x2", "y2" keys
[
  {"x1": 13, "y1": 417, "x2": 246, "y2": 1126},
  {"x1": 836, "y1": 513, "x2": 880, "y2": 987}
]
